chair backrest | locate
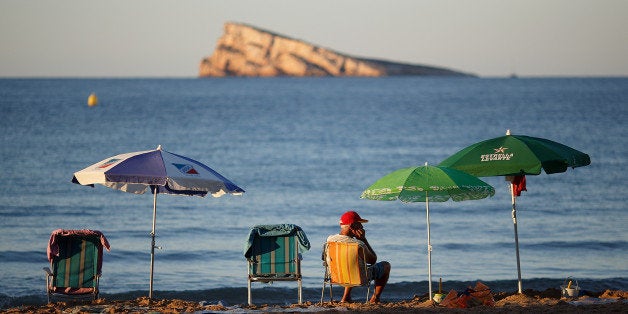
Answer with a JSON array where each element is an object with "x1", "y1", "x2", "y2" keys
[
  {"x1": 51, "y1": 235, "x2": 101, "y2": 289},
  {"x1": 249, "y1": 234, "x2": 299, "y2": 277},
  {"x1": 246, "y1": 224, "x2": 310, "y2": 306},
  {"x1": 324, "y1": 241, "x2": 369, "y2": 287}
]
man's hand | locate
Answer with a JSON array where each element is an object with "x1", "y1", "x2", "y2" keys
[
  {"x1": 350, "y1": 222, "x2": 367, "y2": 240},
  {"x1": 353, "y1": 228, "x2": 366, "y2": 240},
  {"x1": 350, "y1": 223, "x2": 377, "y2": 264}
]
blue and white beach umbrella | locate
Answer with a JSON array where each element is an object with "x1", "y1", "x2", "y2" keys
[{"x1": 72, "y1": 145, "x2": 244, "y2": 298}]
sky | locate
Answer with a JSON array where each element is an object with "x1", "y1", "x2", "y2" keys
[{"x1": 1, "y1": 0, "x2": 627, "y2": 78}]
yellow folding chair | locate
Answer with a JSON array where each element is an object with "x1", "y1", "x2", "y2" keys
[{"x1": 320, "y1": 241, "x2": 371, "y2": 303}]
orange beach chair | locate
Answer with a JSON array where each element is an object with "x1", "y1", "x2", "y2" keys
[{"x1": 320, "y1": 241, "x2": 372, "y2": 303}]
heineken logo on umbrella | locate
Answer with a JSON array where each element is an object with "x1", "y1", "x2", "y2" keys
[
  {"x1": 98, "y1": 158, "x2": 120, "y2": 168},
  {"x1": 481, "y1": 146, "x2": 514, "y2": 161},
  {"x1": 439, "y1": 130, "x2": 591, "y2": 294},
  {"x1": 173, "y1": 163, "x2": 199, "y2": 175}
]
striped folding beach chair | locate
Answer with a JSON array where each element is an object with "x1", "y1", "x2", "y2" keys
[
  {"x1": 44, "y1": 229, "x2": 110, "y2": 303},
  {"x1": 320, "y1": 241, "x2": 372, "y2": 304},
  {"x1": 244, "y1": 224, "x2": 310, "y2": 306}
]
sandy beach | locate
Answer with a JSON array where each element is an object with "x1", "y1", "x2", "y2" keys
[{"x1": 3, "y1": 289, "x2": 625, "y2": 313}]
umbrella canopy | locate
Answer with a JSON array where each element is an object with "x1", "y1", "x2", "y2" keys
[
  {"x1": 361, "y1": 163, "x2": 495, "y2": 298},
  {"x1": 439, "y1": 131, "x2": 591, "y2": 177},
  {"x1": 72, "y1": 145, "x2": 244, "y2": 298},
  {"x1": 72, "y1": 145, "x2": 244, "y2": 197},
  {"x1": 439, "y1": 130, "x2": 590, "y2": 293}
]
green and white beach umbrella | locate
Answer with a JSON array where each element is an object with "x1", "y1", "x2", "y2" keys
[
  {"x1": 439, "y1": 130, "x2": 591, "y2": 293},
  {"x1": 439, "y1": 130, "x2": 591, "y2": 177},
  {"x1": 361, "y1": 163, "x2": 495, "y2": 299}
]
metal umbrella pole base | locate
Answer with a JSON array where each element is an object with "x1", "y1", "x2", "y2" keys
[
  {"x1": 511, "y1": 183, "x2": 523, "y2": 294},
  {"x1": 149, "y1": 186, "x2": 160, "y2": 299}
]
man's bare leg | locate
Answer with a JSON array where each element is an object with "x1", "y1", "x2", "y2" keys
[
  {"x1": 370, "y1": 262, "x2": 391, "y2": 303},
  {"x1": 341, "y1": 287, "x2": 353, "y2": 302}
]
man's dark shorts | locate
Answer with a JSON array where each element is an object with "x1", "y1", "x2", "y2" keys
[{"x1": 370, "y1": 261, "x2": 389, "y2": 280}]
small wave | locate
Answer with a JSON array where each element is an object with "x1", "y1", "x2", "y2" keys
[
  {"x1": 524, "y1": 240, "x2": 627, "y2": 250},
  {"x1": 0, "y1": 205, "x2": 101, "y2": 217},
  {"x1": 440, "y1": 242, "x2": 512, "y2": 250},
  {"x1": 0, "y1": 250, "x2": 46, "y2": 263}
]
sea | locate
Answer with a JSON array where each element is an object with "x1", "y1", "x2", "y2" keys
[{"x1": 0, "y1": 77, "x2": 626, "y2": 308}]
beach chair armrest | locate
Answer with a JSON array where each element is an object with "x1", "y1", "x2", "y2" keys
[{"x1": 43, "y1": 267, "x2": 53, "y2": 277}]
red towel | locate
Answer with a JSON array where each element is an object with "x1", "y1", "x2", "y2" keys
[
  {"x1": 47, "y1": 229, "x2": 110, "y2": 262},
  {"x1": 512, "y1": 175, "x2": 527, "y2": 197}
]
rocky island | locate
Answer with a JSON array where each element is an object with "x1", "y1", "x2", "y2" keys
[{"x1": 199, "y1": 22, "x2": 474, "y2": 77}]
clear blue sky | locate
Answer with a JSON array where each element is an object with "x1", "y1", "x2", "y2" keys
[{"x1": 1, "y1": 0, "x2": 627, "y2": 77}]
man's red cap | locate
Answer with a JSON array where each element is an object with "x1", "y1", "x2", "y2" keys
[{"x1": 340, "y1": 211, "x2": 368, "y2": 225}]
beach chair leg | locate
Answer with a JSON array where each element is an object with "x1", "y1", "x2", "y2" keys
[
  {"x1": 329, "y1": 283, "x2": 334, "y2": 303},
  {"x1": 362, "y1": 280, "x2": 372, "y2": 304},
  {"x1": 320, "y1": 281, "x2": 334, "y2": 304},
  {"x1": 94, "y1": 275, "x2": 100, "y2": 301},
  {"x1": 43, "y1": 267, "x2": 51, "y2": 304},
  {"x1": 247, "y1": 279, "x2": 252, "y2": 306},
  {"x1": 320, "y1": 281, "x2": 325, "y2": 304},
  {"x1": 298, "y1": 278, "x2": 302, "y2": 304}
]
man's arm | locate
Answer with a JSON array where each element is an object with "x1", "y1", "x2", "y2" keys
[
  {"x1": 360, "y1": 238, "x2": 377, "y2": 264},
  {"x1": 353, "y1": 228, "x2": 377, "y2": 264}
]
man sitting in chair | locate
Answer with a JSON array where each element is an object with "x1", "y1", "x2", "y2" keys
[{"x1": 327, "y1": 210, "x2": 391, "y2": 303}]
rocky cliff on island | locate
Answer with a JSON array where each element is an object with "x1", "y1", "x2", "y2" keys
[{"x1": 199, "y1": 22, "x2": 474, "y2": 77}]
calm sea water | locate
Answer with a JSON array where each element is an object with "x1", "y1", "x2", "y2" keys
[{"x1": 0, "y1": 77, "x2": 626, "y2": 307}]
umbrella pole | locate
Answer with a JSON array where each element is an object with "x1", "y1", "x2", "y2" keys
[
  {"x1": 425, "y1": 192, "x2": 433, "y2": 299},
  {"x1": 510, "y1": 183, "x2": 523, "y2": 294},
  {"x1": 149, "y1": 186, "x2": 157, "y2": 299}
]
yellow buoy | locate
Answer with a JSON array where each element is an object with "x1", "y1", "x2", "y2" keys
[{"x1": 87, "y1": 93, "x2": 98, "y2": 107}]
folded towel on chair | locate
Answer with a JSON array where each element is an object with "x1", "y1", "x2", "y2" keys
[
  {"x1": 244, "y1": 224, "x2": 310, "y2": 258},
  {"x1": 47, "y1": 229, "x2": 111, "y2": 266}
]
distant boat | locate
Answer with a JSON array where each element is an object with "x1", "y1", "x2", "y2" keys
[{"x1": 87, "y1": 93, "x2": 98, "y2": 107}]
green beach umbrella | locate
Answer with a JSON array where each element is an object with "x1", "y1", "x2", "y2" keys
[
  {"x1": 361, "y1": 163, "x2": 495, "y2": 299},
  {"x1": 439, "y1": 130, "x2": 591, "y2": 177},
  {"x1": 439, "y1": 130, "x2": 591, "y2": 293}
]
